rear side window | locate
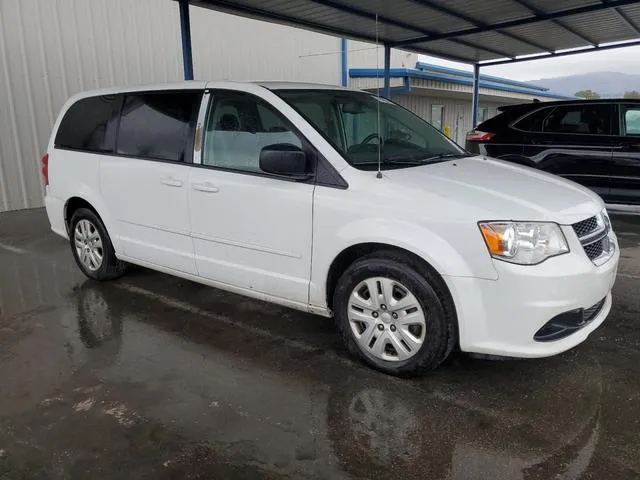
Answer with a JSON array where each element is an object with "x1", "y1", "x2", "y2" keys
[
  {"x1": 541, "y1": 104, "x2": 611, "y2": 135},
  {"x1": 623, "y1": 106, "x2": 640, "y2": 136},
  {"x1": 55, "y1": 95, "x2": 119, "y2": 152},
  {"x1": 512, "y1": 107, "x2": 554, "y2": 132},
  {"x1": 117, "y1": 91, "x2": 201, "y2": 162}
]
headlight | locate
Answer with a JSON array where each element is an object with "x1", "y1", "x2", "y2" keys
[{"x1": 479, "y1": 221, "x2": 569, "y2": 265}]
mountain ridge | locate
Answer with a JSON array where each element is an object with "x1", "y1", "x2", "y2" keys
[{"x1": 529, "y1": 71, "x2": 640, "y2": 98}]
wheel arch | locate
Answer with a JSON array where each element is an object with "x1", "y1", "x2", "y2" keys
[
  {"x1": 63, "y1": 189, "x2": 120, "y2": 252},
  {"x1": 325, "y1": 242, "x2": 455, "y2": 318}
]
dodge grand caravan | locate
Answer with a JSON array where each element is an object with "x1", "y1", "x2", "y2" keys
[{"x1": 44, "y1": 82, "x2": 619, "y2": 376}]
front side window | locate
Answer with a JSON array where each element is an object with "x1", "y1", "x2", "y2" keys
[
  {"x1": 542, "y1": 104, "x2": 612, "y2": 135},
  {"x1": 277, "y1": 90, "x2": 464, "y2": 170},
  {"x1": 117, "y1": 91, "x2": 201, "y2": 162},
  {"x1": 202, "y1": 91, "x2": 303, "y2": 173},
  {"x1": 55, "y1": 95, "x2": 119, "y2": 152},
  {"x1": 623, "y1": 106, "x2": 640, "y2": 136}
]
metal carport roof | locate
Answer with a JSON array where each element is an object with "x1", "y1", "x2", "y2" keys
[
  {"x1": 186, "y1": 0, "x2": 640, "y2": 64},
  {"x1": 177, "y1": 0, "x2": 640, "y2": 124}
]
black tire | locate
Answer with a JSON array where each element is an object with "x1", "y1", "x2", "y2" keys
[
  {"x1": 333, "y1": 251, "x2": 456, "y2": 377},
  {"x1": 69, "y1": 208, "x2": 126, "y2": 281}
]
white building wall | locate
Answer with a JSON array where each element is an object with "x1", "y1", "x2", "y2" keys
[
  {"x1": 0, "y1": 0, "x2": 345, "y2": 212},
  {"x1": 394, "y1": 95, "x2": 507, "y2": 145}
]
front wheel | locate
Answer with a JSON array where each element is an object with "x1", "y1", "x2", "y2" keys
[{"x1": 333, "y1": 252, "x2": 456, "y2": 376}]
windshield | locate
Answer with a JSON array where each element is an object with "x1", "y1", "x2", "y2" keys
[{"x1": 276, "y1": 89, "x2": 467, "y2": 170}]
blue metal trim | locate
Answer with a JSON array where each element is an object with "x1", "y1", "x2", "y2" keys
[
  {"x1": 472, "y1": 64, "x2": 480, "y2": 128},
  {"x1": 389, "y1": 78, "x2": 412, "y2": 96},
  {"x1": 415, "y1": 62, "x2": 550, "y2": 92},
  {"x1": 479, "y1": 39, "x2": 640, "y2": 67},
  {"x1": 179, "y1": 0, "x2": 194, "y2": 80},
  {"x1": 340, "y1": 39, "x2": 348, "y2": 87},
  {"x1": 349, "y1": 68, "x2": 575, "y2": 99},
  {"x1": 390, "y1": 0, "x2": 640, "y2": 47},
  {"x1": 383, "y1": 45, "x2": 391, "y2": 99}
]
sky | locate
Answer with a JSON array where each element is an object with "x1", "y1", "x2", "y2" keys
[{"x1": 420, "y1": 44, "x2": 640, "y2": 80}]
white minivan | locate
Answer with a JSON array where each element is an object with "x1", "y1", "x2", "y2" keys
[{"x1": 43, "y1": 81, "x2": 619, "y2": 376}]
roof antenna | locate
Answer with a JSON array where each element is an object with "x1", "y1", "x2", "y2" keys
[{"x1": 375, "y1": 13, "x2": 383, "y2": 179}]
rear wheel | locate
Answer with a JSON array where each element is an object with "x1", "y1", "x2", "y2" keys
[
  {"x1": 334, "y1": 252, "x2": 456, "y2": 376},
  {"x1": 69, "y1": 208, "x2": 126, "y2": 281}
]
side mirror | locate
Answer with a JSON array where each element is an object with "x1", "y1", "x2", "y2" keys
[{"x1": 259, "y1": 144, "x2": 311, "y2": 180}]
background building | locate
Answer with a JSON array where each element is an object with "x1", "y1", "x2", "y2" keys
[{"x1": 0, "y1": 0, "x2": 569, "y2": 213}]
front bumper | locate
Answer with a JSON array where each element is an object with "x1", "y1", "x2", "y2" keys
[{"x1": 446, "y1": 228, "x2": 619, "y2": 358}]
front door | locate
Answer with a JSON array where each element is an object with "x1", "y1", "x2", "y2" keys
[
  {"x1": 189, "y1": 90, "x2": 314, "y2": 305},
  {"x1": 609, "y1": 103, "x2": 640, "y2": 208},
  {"x1": 522, "y1": 103, "x2": 614, "y2": 201},
  {"x1": 100, "y1": 90, "x2": 202, "y2": 274}
]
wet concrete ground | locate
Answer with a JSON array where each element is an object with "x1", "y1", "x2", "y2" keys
[{"x1": 0, "y1": 208, "x2": 639, "y2": 480}]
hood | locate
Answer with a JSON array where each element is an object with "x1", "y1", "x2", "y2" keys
[{"x1": 382, "y1": 156, "x2": 604, "y2": 224}]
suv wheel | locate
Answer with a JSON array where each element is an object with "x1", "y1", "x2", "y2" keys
[
  {"x1": 334, "y1": 252, "x2": 456, "y2": 376},
  {"x1": 69, "y1": 208, "x2": 126, "y2": 281}
]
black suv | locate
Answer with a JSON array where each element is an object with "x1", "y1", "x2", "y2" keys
[{"x1": 466, "y1": 99, "x2": 640, "y2": 211}]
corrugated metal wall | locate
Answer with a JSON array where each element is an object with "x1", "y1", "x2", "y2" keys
[
  {"x1": 0, "y1": 0, "x2": 345, "y2": 212},
  {"x1": 394, "y1": 95, "x2": 506, "y2": 145},
  {"x1": 0, "y1": 0, "x2": 187, "y2": 212}
]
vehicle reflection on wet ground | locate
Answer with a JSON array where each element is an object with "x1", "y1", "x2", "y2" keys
[{"x1": 1, "y1": 209, "x2": 639, "y2": 479}]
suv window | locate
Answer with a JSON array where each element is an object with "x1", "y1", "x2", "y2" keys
[
  {"x1": 543, "y1": 104, "x2": 611, "y2": 135},
  {"x1": 55, "y1": 95, "x2": 119, "y2": 152},
  {"x1": 117, "y1": 91, "x2": 201, "y2": 162},
  {"x1": 513, "y1": 106, "x2": 553, "y2": 132},
  {"x1": 623, "y1": 106, "x2": 640, "y2": 136},
  {"x1": 203, "y1": 91, "x2": 303, "y2": 173}
]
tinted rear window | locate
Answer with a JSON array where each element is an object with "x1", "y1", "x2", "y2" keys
[
  {"x1": 117, "y1": 91, "x2": 201, "y2": 162},
  {"x1": 515, "y1": 104, "x2": 612, "y2": 135},
  {"x1": 542, "y1": 104, "x2": 611, "y2": 135},
  {"x1": 55, "y1": 95, "x2": 119, "y2": 152}
]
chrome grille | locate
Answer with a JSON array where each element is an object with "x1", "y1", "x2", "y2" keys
[
  {"x1": 572, "y1": 212, "x2": 614, "y2": 265},
  {"x1": 572, "y1": 216, "x2": 598, "y2": 238}
]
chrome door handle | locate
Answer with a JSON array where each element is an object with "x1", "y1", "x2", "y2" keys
[
  {"x1": 192, "y1": 182, "x2": 219, "y2": 193},
  {"x1": 161, "y1": 178, "x2": 183, "y2": 187}
]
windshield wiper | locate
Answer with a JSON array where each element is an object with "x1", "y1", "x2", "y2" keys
[
  {"x1": 353, "y1": 158, "x2": 427, "y2": 166},
  {"x1": 420, "y1": 153, "x2": 470, "y2": 162}
]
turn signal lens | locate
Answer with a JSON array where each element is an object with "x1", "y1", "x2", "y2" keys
[{"x1": 479, "y1": 221, "x2": 569, "y2": 265}]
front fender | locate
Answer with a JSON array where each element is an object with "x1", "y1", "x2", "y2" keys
[{"x1": 309, "y1": 217, "x2": 498, "y2": 309}]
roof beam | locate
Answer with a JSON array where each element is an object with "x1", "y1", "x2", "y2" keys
[
  {"x1": 307, "y1": 0, "x2": 513, "y2": 59},
  {"x1": 602, "y1": 0, "x2": 640, "y2": 35},
  {"x1": 192, "y1": 0, "x2": 390, "y2": 45},
  {"x1": 406, "y1": 0, "x2": 551, "y2": 53},
  {"x1": 305, "y1": 0, "x2": 426, "y2": 36},
  {"x1": 511, "y1": 0, "x2": 597, "y2": 46},
  {"x1": 479, "y1": 38, "x2": 640, "y2": 66},
  {"x1": 391, "y1": 0, "x2": 639, "y2": 47}
]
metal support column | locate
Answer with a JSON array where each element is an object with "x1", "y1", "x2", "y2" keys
[
  {"x1": 179, "y1": 0, "x2": 194, "y2": 80},
  {"x1": 340, "y1": 39, "x2": 348, "y2": 87},
  {"x1": 472, "y1": 63, "x2": 480, "y2": 128},
  {"x1": 383, "y1": 45, "x2": 391, "y2": 98}
]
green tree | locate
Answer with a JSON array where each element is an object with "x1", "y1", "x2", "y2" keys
[
  {"x1": 575, "y1": 89, "x2": 601, "y2": 99},
  {"x1": 624, "y1": 90, "x2": 640, "y2": 99}
]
